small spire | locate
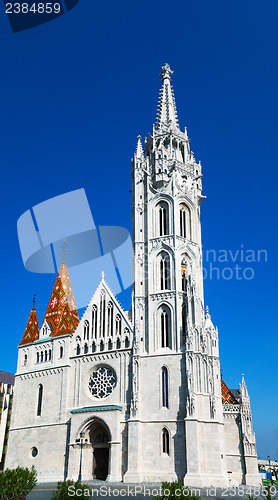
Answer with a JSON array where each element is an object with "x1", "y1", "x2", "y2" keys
[
  {"x1": 206, "y1": 305, "x2": 209, "y2": 315},
  {"x1": 221, "y1": 364, "x2": 223, "y2": 380},
  {"x1": 61, "y1": 239, "x2": 67, "y2": 262},
  {"x1": 156, "y1": 63, "x2": 179, "y2": 131},
  {"x1": 33, "y1": 293, "x2": 36, "y2": 308},
  {"x1": 42, "y1": 260, "x2": 79, "y2": 338},
  {"x1": 19, "y1": 301, "x2": 40, "y2": 345},
  {"x1": 101, "y1": 271, "x2": 105, "y2": 280},
  {"x1": 240, "y1": 373, "x2": 249, "y2": 398},
  {"x1": 135, "y1": 135, "x2": 144, "y2": 159}
]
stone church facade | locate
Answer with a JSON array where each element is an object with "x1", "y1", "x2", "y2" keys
[{"x1": 6, "y1": 64, "x2": 260, "y2": 486}]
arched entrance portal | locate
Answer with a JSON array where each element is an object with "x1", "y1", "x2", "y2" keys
[{"x1": 89, "y1": 421, "x2": 110, "y2": 480}]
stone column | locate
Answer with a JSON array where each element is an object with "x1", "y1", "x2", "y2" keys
[
  {"x1": 67, "y1": 444, "x2": 79, "y2": 481},
  {"x1": 107, "y1": 441, "x2": 122, "y2": 482},
  {"x1": 123, "y1": 420, "x2": 143, "y2": 483}
]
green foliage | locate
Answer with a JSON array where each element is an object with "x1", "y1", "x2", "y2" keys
[
  {"x1": 51, "y1": 480, "x2": 92, "y2": 500},
  {"x1": 0, "y1": 466, "x2": 37, "y2": 500},
  {"x1": 261, "y1": 485, "x2": 277, "y2": 500},
  {"x1": 246, "y1": 485, "x2": 278, "y2": 500},
  {"x1": 153, "y1": 478, "x2": 201, "y2": 500}
]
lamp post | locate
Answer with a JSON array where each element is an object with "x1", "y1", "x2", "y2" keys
[{"x1": 78, "y1": 431, "x2": 85, "y2": 483}]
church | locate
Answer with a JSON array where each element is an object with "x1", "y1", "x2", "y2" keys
[{"x1": 5, "y1": 64, "x2": 260, "y2": 486}]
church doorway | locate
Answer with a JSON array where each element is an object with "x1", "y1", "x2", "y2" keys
[{"x1": 89, "y1": 422, "x2": 110, "y2": 480}]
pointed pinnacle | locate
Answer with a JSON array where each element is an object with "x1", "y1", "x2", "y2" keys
[{"x1": 135, "y1": 135, "x2": 144, "y2": 159}]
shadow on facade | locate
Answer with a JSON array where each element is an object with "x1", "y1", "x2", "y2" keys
[
  {"x1": 64, "y1": 420, "x2": 71, "y2": 480},
  {"x1": 173, "y1": 353, "x2": 187, "y2": 478}
]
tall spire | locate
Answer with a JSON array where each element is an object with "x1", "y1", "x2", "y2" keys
[
  {"x1": 42, "y1": 260, "x2": 79, "y2": 337},
  {"x1": 156, "y1": 63, "x2": 179, "y2": 131},
  {"x1": 240, "y1": 373, "x2": 249, "y2": 399},
  {"x1": 19, "y1": 300, "x2": 39, "y2": 345}
]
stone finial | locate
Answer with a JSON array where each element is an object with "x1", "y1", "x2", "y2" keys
[
  {"x1": 159, "y1": 63, "x2": 173, "y2": 81},
  {"x1": 135, "y1": 135, "x2": 144, "y2": 159},
  {"x1": 101, "y1": 271, "x2": 105, "y2": 280}
]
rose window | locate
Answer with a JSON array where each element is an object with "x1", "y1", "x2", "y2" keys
[{"x1": 88, "y1": 366, "x2": 117, "y2": 399}]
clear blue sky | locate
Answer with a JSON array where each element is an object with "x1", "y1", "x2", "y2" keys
[{"x1": 0, "y1": 0, "x2": 277, "y2": 460}]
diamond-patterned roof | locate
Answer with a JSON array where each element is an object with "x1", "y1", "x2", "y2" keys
[
  {"x1": 42, "y1": 260, "x2": 79, "y2": 337},
  {"x1": 19, "y1": 306, "x2": 39, "y2": 345},
  {"x1": 221, "y1": 379, "x2": 237, "y2": 404}
]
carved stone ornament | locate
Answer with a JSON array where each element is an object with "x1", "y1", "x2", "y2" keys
[
  {"x1": 136, "y1": 203, "x2": 144, "y2": 215},
  {"x1": 186, "y1": 393, "x2": 195, "y2": 417},
  {"x1": 135, "y1": 297, "x2": 144, "y2": 310},
  {"x1": 210, "y1": 395, "x2": 216, "y2": 419}
]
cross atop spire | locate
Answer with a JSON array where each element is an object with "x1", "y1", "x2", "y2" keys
[
  {"x1": 156, "y1": 63, "x2": 179, "y2": 131},
  {"x1": 61, "y1": 239, "x2": 67, "y2": 262}
]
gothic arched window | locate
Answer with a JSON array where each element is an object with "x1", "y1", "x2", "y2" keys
[
  {"x1": 162, "y1": 367, "x2": 169, "y2": 408},
  {"x1": 162, "y1": 428, "x2": 170, "y2": 454},
  {"x1": 107, "y1": 302, "x2": 113, "y2": 336},
  {"x1": 159, "y1": 252, "x2": 170, "y2": 290},
  {"x1": 76, "y1": 337, "x2": 81, "y2": 356},
  {"x1": 84, "y1": 343, "x2": 88, "y2": 354},
  {"x1": 92, "y1": 305, "x2": 98, "y2": 339},
  {"x1": 40, "y1": 352, "x2": 43, "y2": 362},
  {"x1": 24, "y1": 354, "x2": 27, "y2": 366},
  {"x1": 37, "y1": 384, "x2": 43, "y2": 416},
  {"x1": 49, "y1": 349, "x2": 52, "y2": 361},
  {"x1": 159, "y1": 305, "x2": 171, "y2": 349},
  {"x1": 115, "y1": 315, "x2": 121, "y2": 337},
  {"x1": 157, "y1": 202, "x2": 169, "y2": 236},
  {"x1": 84, "y1": 320, "x2": 89, "y2": 341},
  {"x1": 181, "y1": 258, "x2": 188, "y2": 292},
  {"x1": 99, "y1": 291, "x2": 106, "y2": 337},
  {"x1": 36, "y1": 352, "x2": 39, "y2": 363},
  {"x1": 45, "y1": 350, "x2": 48, "y2": 362},
  {"x1": 60, "y1": 345, "x2": 64, "y2": 358},
  {"x1": 191, "y1": 298, "x2": 195, "y2": 326},
  {"x1": 180, "y1": 204, "x2": 191, "y2": 239},
  {"x1": 182, "y1": 306, "x2": 187, "y2": 336},
  {"x1": 180, "y1": 207, "x2": 186, "y2": 238}
]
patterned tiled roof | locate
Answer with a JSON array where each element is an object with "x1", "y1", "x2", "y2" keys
[
  {"x1": 42, "y1": 261, "x2": 79, "y2": 337},
  {"x1": 19, "y1": 306, "x2": 39, "y2": 345},
  {"x1": 221, "y1": 379, "x2": 238, "y2": 404}
]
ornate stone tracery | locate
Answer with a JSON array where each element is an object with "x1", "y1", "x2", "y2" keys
[{"x1": 88, "y1": 366, "x2": 117, "y2": 399}]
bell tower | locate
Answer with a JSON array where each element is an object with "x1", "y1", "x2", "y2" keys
[{"x1": 125, "y1": 64, "x2": 228, "y2": 485}]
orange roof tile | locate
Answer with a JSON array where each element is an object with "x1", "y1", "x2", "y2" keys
[
  {"x1": 19, "y1": 306, "x2": 39, "y2": 345},
  {"x1": 43, "y1": 261, "x2": 79, "y2": 337},
  {"x1": 221, "y1": 379, "x2": 237, "y2": 405}
]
